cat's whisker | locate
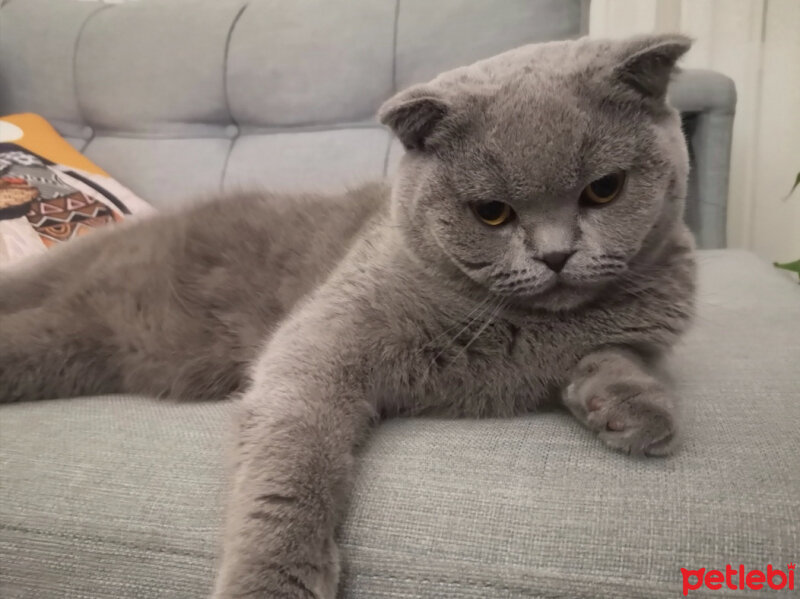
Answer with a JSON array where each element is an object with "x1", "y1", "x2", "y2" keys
[
  {"x1": 452, "y1": 300, "x2": 506, "y2": 361},
  {"x1": 424, "y1": 298, "x2": 497, "y2": 370},
  {"x1": 417, "y1": 296, "x2": 494, "y2": 355}
]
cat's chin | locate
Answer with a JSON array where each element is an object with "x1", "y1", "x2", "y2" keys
[{"x1": 515, "y1": 280, "x2": 604, "y2": 313}]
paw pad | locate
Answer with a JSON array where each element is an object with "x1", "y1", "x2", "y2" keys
[
  {"x1": 606, "y1": 418, "x2": 626, "y2": 431},
  {"x1": 587, "y1": 396, "x2": 603, "y2": 411}
]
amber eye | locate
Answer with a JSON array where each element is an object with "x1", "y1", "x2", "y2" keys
[
  {"x1": 472, "y1": 201, "x2": 514, "y2": 226},
  {"x1": 580, "y1": 171, "x2": 626, "y2": 206}
]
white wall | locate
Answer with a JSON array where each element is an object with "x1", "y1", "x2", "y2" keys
[{"x1": 590, "y1": 0, "x2": 800, "y2": 263}]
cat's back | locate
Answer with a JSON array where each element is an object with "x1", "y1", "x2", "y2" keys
[
  {"x1": 41, "y1": 181, "x2": 389, "y2": 314},
  {"x1": 180, "y1": 181, "x2": 388, "y2": 253},
  {"x1": 174, "y1": 182, "x2": 389, "y2": 307}
]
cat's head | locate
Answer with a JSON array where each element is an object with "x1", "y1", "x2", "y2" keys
[{"x1": 381, "y1": 35, "x2": 692, "y2": 311}]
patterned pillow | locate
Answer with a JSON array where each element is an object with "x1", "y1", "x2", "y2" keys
[{"x1": 0, "y1": 113, "x2": 153, "y2": 267}]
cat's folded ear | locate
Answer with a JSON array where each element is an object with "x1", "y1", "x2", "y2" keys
[
  {"x1": 613, "y1": 34, "x2": 692, "y2": 103},
  {"x1": 378, "y1": 86, "x2": 451, "y2": 151}
]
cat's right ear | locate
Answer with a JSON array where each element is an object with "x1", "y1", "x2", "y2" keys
[
  {"x1": 378, "y1": 86, "x2": 450, "y2": 151},
  {"x1": 612, "y1": 34, "x2": 692, "y2": 104}
]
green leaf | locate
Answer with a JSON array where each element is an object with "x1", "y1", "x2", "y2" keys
[
  {"x1": 774, "y1": 259, "x2": 800, "y2": 272},
  {"x1": 774, "y1": 259, "x2": 800, "y2": 282},
  {"x1": 784, "y1": 171, "x2": 800, "y2": 201}
]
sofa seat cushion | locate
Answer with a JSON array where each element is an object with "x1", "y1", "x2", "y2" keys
[{"x1": 1, "y1": 249, "x2": 798, "y2": 598}]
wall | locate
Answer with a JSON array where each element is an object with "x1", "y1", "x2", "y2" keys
[{"x1": 590, "y1": 0, "x2": 800, "y2": 263}]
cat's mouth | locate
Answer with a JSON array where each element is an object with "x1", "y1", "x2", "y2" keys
[
  {"x1": 523, "y1": 276, "x2": 617, "y2": 311},
  {"x1": 467, "y1": 264, "x2": 604, "y2": 306},
  {"x1": 488, "y1": 274, "x2": 558, "y2": 299},
  {"x1": 490, "y1": 273, "x2": 614, "y2": 312}
]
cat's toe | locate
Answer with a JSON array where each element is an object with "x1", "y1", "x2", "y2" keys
[
  {"x1": 566, "y1": 374, "x2": 679, "y2": 456},
  {"x1": 594, "y1": 387, "x2": 677, "y2": 456}
]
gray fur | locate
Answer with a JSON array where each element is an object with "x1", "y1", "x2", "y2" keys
[{"x1": 0, "y1": 35, "x2": 696, "y2": 598}]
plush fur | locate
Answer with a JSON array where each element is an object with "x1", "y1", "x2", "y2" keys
[{"x1": 0, "y1": 35, "x2": 696, "y2": 598}]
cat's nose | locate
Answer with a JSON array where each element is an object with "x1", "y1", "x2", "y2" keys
[{"x1": 540, "y1": 251, "x2": 574, "y2": 273}]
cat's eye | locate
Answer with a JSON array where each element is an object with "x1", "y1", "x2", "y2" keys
[
  {"x1": 472, "y1": 201, "x2": 514, "y2": 226},
  {"x1": 580, "y1": 171, "x2": 626, "y2": 206}
]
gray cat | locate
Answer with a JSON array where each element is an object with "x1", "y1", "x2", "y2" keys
[{"x1": 0, "y1": 34, "x2": 696, "y2": 598}]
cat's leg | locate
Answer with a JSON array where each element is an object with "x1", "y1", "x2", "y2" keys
[
  {"x1": 0, "y1": 302, "x2": 123, "y2": 402},
  {"x1": 0, "y1": 226, "x2": 173, "y2": 402},
  {"x1": 212, "y1": 355, "x2": 374, "y2": 598},
  {"x1": 0, "y1": 229, "x2": 126, "y2": 400},
  {"x1": 0, "y1": 266, "x2": 57, "y2": 314},
  {"x1": 562, "y1": 347, "x2": 677, "y2": 456},
  {"x1": 0, "y1": 228, "x2": 111, "y2": 316}
]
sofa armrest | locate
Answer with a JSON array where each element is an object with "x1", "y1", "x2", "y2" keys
[{"x1": 668, "y1": 69, "x2": 737, "y2": 248}]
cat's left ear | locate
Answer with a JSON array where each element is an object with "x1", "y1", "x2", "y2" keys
[
  {"x1": 614, "y1": 34, "x2": 692, "y2": 102},
  {"x1": 378, "y1": 85, "x2": 451, "y2": 151}
]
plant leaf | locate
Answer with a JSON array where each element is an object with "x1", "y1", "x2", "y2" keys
[
  {"x1": 774, "y1": 259, "x2": 800, "y2": 272},
  {"x1": 786, "y1": 171, "x2": 800, "y2": 201},
  {"x1": 774, "y1": 259, "x2": 800, "y2": 281}
]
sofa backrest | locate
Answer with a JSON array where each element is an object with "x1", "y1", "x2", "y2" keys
[{"x1": 0, "y1": 0, "x2": 586, "y2": 207}]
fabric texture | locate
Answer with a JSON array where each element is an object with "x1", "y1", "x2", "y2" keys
[
  {"x1": 0, "y1": 0, "x2": 735, "y2": 247},
  {"x1": 223, "y1": 128, "x2": 392, "y2": 194},
  {"x1": 394, "y1": 0, "x2": 585, "y2": 88},
  {"x1": 0, "y1": 0, "x2": 102, "y2": 137},
  {"x1": 74, "y1": 0, "x2": 244, "y2": 134},
  {"x1": 226, "y1": 0, "x2": 395, "y2": 127},
  {"x1": 83, "y1": 136, "x2": 232, "y2": 209},
  {"x1": 1, "y1": 251, "x2": 799, "y2": 598}
]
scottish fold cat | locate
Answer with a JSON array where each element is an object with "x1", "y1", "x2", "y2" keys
[{"x1": 0, "y1": 35, "x2": 696, "y2": 598}]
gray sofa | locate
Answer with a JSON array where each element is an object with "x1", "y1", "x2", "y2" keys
[{"x1": 1, "y1": 1, "x2": 798, "y2": 598}]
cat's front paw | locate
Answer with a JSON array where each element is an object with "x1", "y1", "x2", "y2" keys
[
  {"x1": 212, "y1": 533, "x2": 339, "y2": 599},
  {"x1": 564, "y1": 355, "x2": 678, "y2": 456}
]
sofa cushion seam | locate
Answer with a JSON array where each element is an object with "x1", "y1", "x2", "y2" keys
[
  {"x1": 71, "y1": 3, "x2": 113, "y2": 151},
  {"x1": 383, "y1": 0, "x2": 401, "y2": 177},
  {"x1": 219, "y1": 2, "x2": 248, "y2": 193}
]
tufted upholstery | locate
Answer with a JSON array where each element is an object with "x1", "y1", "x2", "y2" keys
[
  {"x1": 0, "y1": 0, "x2": 735, "y2": 247},
  {"x1": 0, "y1": 0, "x2": 581, "y2": 204}
]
